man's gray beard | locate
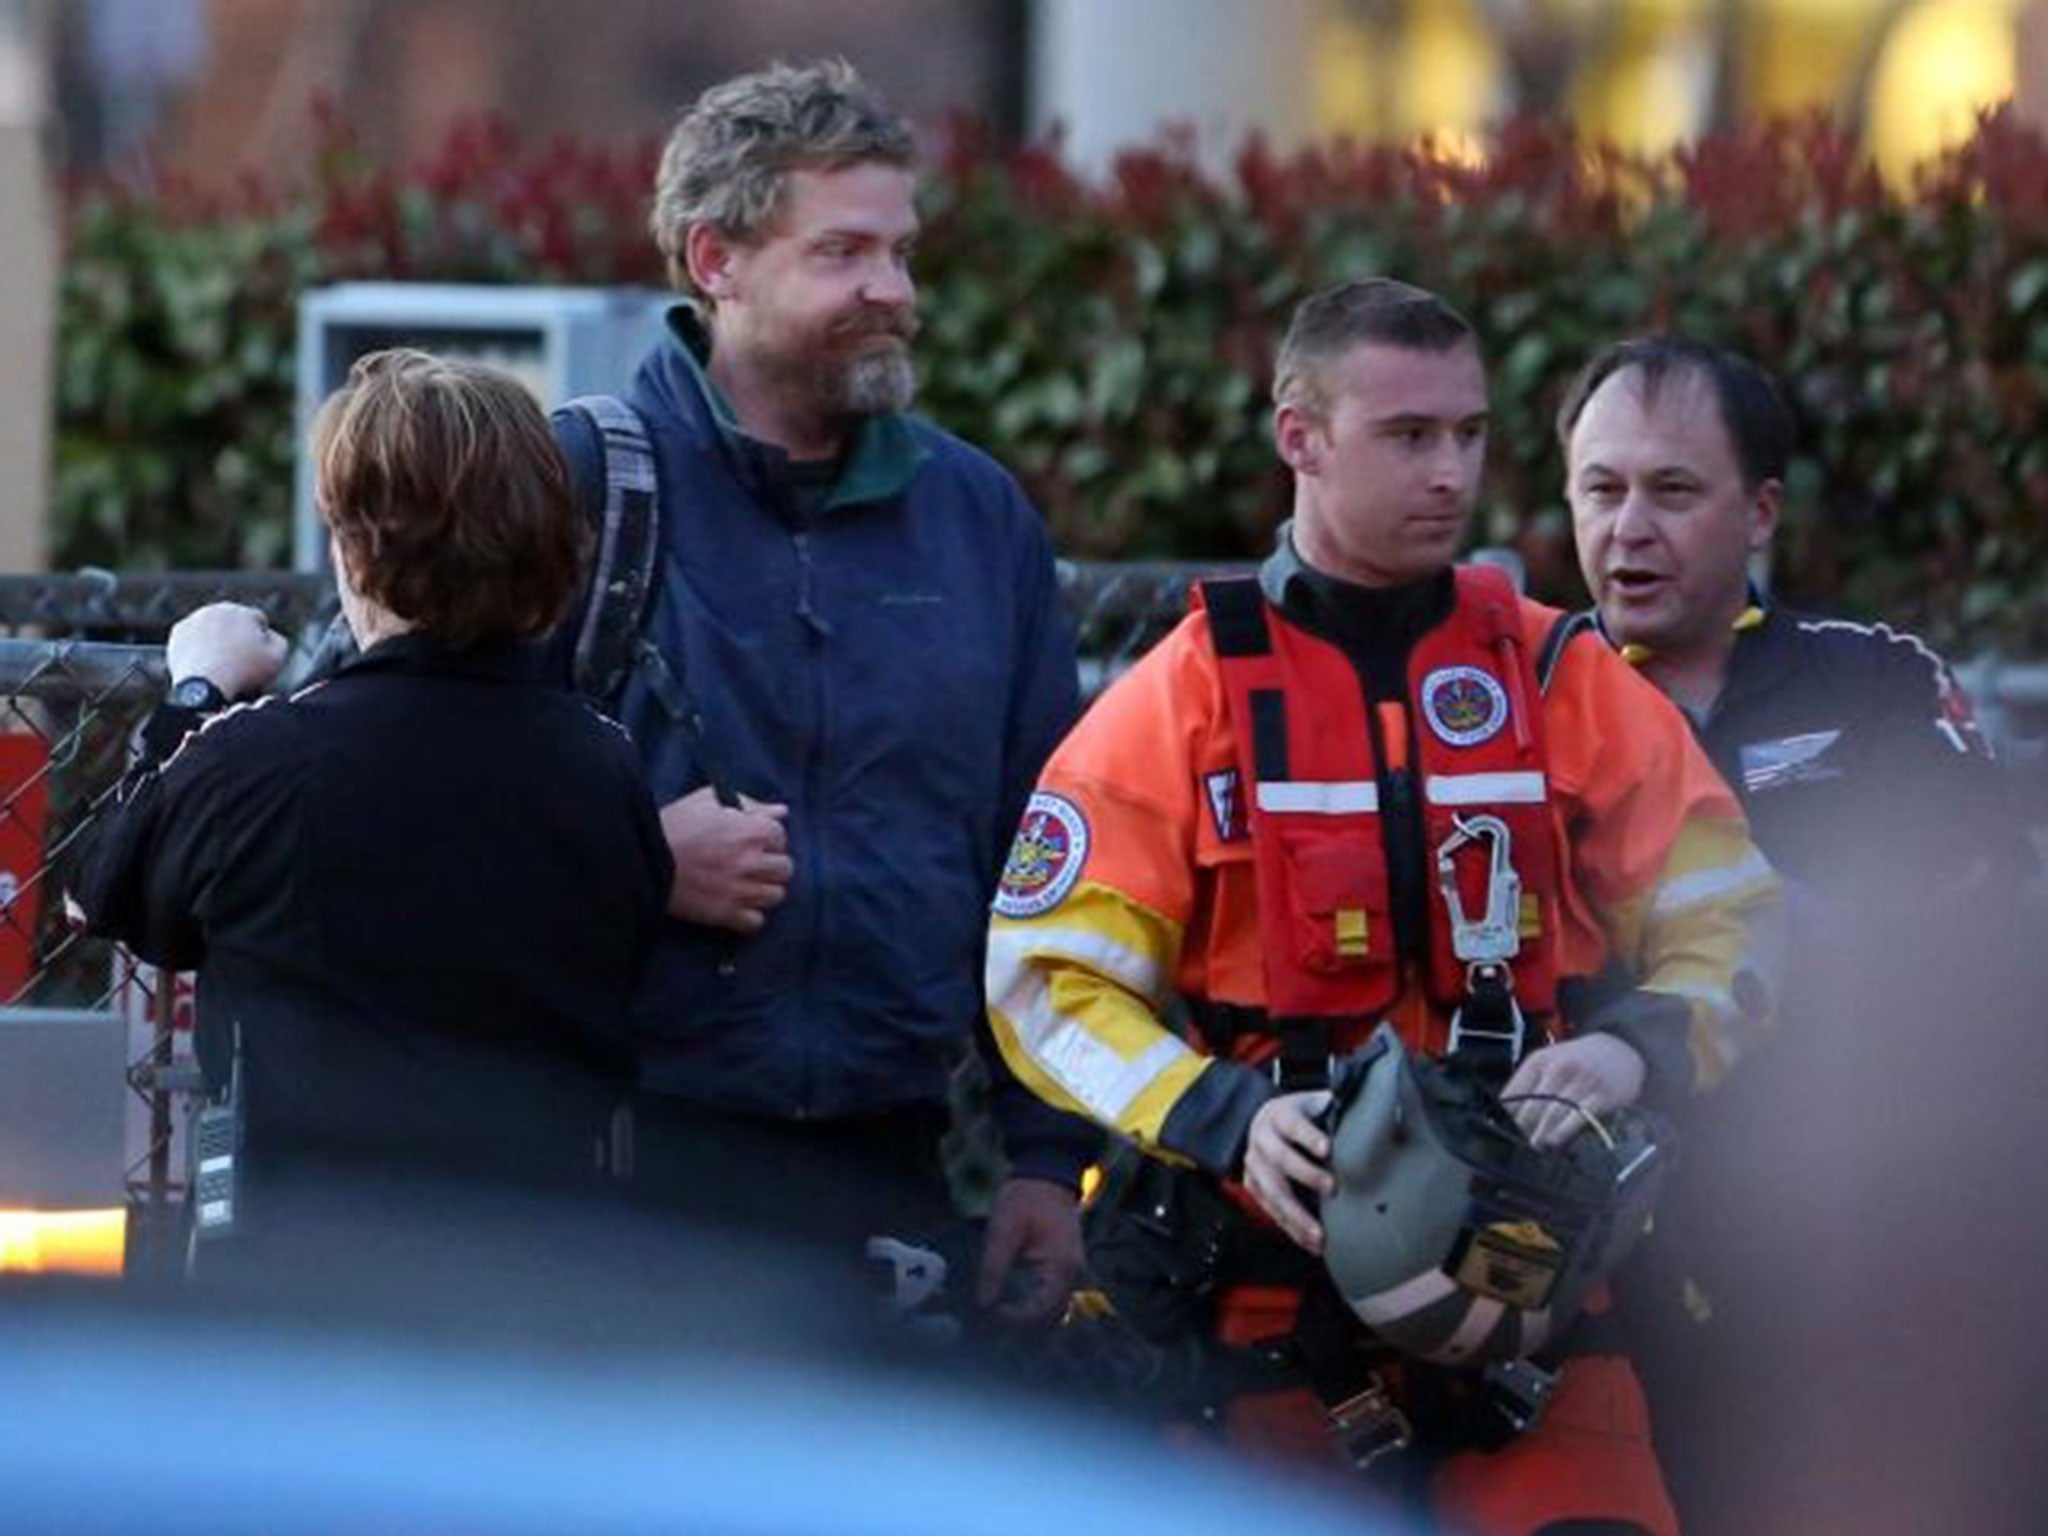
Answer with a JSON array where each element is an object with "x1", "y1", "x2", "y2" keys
[{"x1": 819, "y1": 343, "x2": 917, "y2": 416}]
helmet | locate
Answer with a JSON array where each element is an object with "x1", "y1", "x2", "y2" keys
[{"x1": 1319, "y1": 1024, "x2": 1670, "y2": 1369}]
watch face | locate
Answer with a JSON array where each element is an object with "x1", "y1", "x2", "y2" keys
[{"x1": 171, "y1": 677, "x2": 222, "y2": 710}]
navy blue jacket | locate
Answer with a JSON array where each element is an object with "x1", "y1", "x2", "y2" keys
[{"x1": 557, "y1": 311, "x2": 1093, "y2": 1185}]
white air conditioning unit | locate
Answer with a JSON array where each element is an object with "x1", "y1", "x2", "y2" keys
[{"x1": 293, "y1": 283, "x2": 671, "y2": 571}]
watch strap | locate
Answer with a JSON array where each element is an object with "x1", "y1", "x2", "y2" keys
[{"x1": 168, "y1": 676, "x2": 229, "y2": 712}]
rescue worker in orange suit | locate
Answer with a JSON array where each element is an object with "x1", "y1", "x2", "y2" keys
[{"x1": 986, "y1": 280, "x2": 1783, "y2": 1536}]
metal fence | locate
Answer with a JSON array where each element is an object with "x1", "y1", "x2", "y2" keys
[{"x1": 4, "y1": 565, "x2": 2045, "y2": 1234}]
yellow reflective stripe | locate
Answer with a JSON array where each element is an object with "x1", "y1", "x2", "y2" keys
[
  {"x1": 985, "y1": 885, "x2": 1197, "y2": 1141},
  {"x1": 1633, "y1": 817, "x2": 1784, "y2": 1091},
  {"x1": 1004, "y1": 980, "x2": 1197, "y2": 1124},
  {"x1": 1112, "y1": 1051, "x2": 1218, "y2": 1152}
]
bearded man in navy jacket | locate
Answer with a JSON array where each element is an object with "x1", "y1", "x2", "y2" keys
[{"x1": 555, "y1": 60, "x2": 1092, "y2": 1318}]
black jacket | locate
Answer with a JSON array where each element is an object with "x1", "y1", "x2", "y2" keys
[
  {"x1": 70, "y1": 635, "x2": 673, "y2": 1186},
  {"x1": 1684, "y1": 603, "x2": 2003, "y2": 899}
]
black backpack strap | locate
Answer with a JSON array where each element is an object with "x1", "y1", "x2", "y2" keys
[
  {"x1": 554, "y1": 394, "x2": 743, "y2": 811},
  {"x1": 559, "y1": 395, "x2": 662, "y2": 706},
  {"x1": 1536, "y1": 610, "x2": 1597, "y2": 695}
]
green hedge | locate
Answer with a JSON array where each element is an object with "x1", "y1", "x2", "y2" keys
[{"x1": 55, "y1": 108, "x2": 2048, "y2": 652}]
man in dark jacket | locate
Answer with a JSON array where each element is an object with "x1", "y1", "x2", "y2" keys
[
  {"x1": 1559, "y1": 335, "x2": 2002, "y2": 910},
  {"x1": 1558, "y1": 335, "x2": 2014, "y2": 1536},
  {"x1": 554, "y1": 61, "x2": 1092, "y2": 1316},
  {"x1": 70, "y1": 351, "x2": 673, "y2": 1244}
]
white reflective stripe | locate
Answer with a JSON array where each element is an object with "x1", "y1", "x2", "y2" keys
[
  {"x1": 1256, "y1": 780, "x2": 1379, "y2": 814},
  {"x1": 197, "y1": 1156, "x2": 233, "y2": 1176},
  {"x1": 986, "y1": 926, "x2": 1190, "y2": 1123},
  {"x1": 1424, "y1": 771, "x2": 1548, "y2": 806},
  {"x1": 986, "y1": 924, "x2": 1165, "y2": 1006},
  {"x1": 1350, "y1": 1267, "x2": 1457, "y2": 1326},
  {"x1": 1429, "y1": 1296, "x2": 1506, "y2": 1365},
  {"x1": 1649, "y1": 848, "x2": 1777, "y2": 918},
  {"x1": 1001, "y1": 989, "x2": 1196, "y2": 1123}
]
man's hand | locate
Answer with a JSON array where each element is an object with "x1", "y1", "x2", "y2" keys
[
  {"x1": 1501, "y1": 1031, "x2": 1647, "y2": 1150},
  {"x1": 658, "y1": 786, "x2": 792, "y2": 931},
  {"x1": 165, "y1": 603, "x2": 289, "y2": 699},
  {"x1": 976, "y1": 1175, "x2": 1085, "y2": 1325},
  {"x1": 1243, "y1": 1090, "x2": 1334, "y2": 1255}
]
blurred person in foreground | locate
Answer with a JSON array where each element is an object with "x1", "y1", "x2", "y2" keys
[
  {"x1": 1558, "y1": 336, "x2": 2016, "y2": 1536},
  {"x1": 68, "y1": 349, "x2": 672, "y2": 1273},
  {"x1": 552, "y1": 59, "x2": 1092, "y2": 1318},
  {"x1": 984, "y1": 278, "x2": 1783, "y2": 1534}
]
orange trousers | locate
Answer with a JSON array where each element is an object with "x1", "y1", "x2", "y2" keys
[{"x1": 1216, "y1": 1284, "x2": 1680, "y2": 1536}]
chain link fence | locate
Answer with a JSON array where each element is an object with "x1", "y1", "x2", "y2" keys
[{"x1": 4, "y1": 564, "x2": 2043, "y2": 1252}]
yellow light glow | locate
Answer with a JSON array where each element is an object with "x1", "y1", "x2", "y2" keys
[
  {"x1": 1397, "y1": 2, "x2": 1498, "y2": 138},
  {"x1": 0, "y1": 1207, "x2": 127, "y2": 1277},
  {"x1": 1592, "y1": 32, "x2": 1715, "y2": 154},
  {"x1": 1870, "y1": 0, "x2": 2018, "y2": 178},
  {"x1": 1311, "y1": 5, "x2": 1380, "y2": 135}
]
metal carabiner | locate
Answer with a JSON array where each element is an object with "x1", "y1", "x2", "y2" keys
[{"x1": 1435, "y1": 813, "x2": 1523, "y2": 965}]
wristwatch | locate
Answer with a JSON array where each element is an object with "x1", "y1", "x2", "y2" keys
[{"x1": 168, "y1": 676, "x2": 229, "y2": 713}]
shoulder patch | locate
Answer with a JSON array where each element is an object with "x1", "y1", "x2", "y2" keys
[
  {"x1": 1202, "y1": 768, "x2": 1247, "y2": 842},
  {"x1": 1738, "y1": 729, "x2": 1844, "y2": 792},
  {"x1": 995, "y1": 792, "x2": 1090, "y2": 919},
  {"x1": 1421, "y1": 665, "x2": 1509, "y2": 747}
]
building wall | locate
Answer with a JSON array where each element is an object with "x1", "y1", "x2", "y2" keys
[
  {"x1": 2021, "y1": 0, "x2": 2048, "y2": 125},
  {"x1": 104, "y1": 0, "x2": 1020, "y2": 186},
  {"x1": 0, "y1": 2, "x2": 51, "y2": 573}
]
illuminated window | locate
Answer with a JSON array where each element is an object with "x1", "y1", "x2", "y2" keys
[
  {"x1": 0, "y1": 1207, "x2": 127, "y2": 1278},
  {"x1": 1868, "y1": 0, "x2": 2018, "y2": 178}
]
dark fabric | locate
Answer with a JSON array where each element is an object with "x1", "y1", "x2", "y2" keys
[
  {"x1": 1248, "y1": 690, "x2": 1290, "y2": 783},
  {"x1": 1535, "y1": 611, "x2": 1597, "y2": 694},
  {"x1": 1266, "y1": 553, "x2": 1455, "y2": 703},
  {"x1": 1199, "y1": 575, "x2": 1272, "y2": 657},
  {"x1": 554, "y1": 306, "x2": 1097, "y2": 1189},
  {"x1": 1689, "y1": 602, "x2": 2007, "y2": 898},
  {"x1": 1592, "y1": 598, "x2": 2018, "y2": 1536},
  {"x1": 628, "y1": 1092, "x2": 953, "y2": 1254},
  {"x1": 71, "y1": 635, "x2": 671, "y2": 1190},
  {"x1": 1156, "y1": 1054, "x2": 1279, "y2": 1177}
]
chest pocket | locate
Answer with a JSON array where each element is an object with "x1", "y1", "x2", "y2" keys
[{"x1": 1272, "y1": 828, "x2": 1387, "y2": 975}]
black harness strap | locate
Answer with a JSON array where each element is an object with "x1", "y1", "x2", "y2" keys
[
  {"x1": 1201, "y1": 576, "x2": 1272, "y2": 658},
  {"x1": 1249, "y1": 690, "x2": 1290, "y2": 784},
  {"x1": 1536, "y1": 610, "x2": 1596, "y2": 694}
]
